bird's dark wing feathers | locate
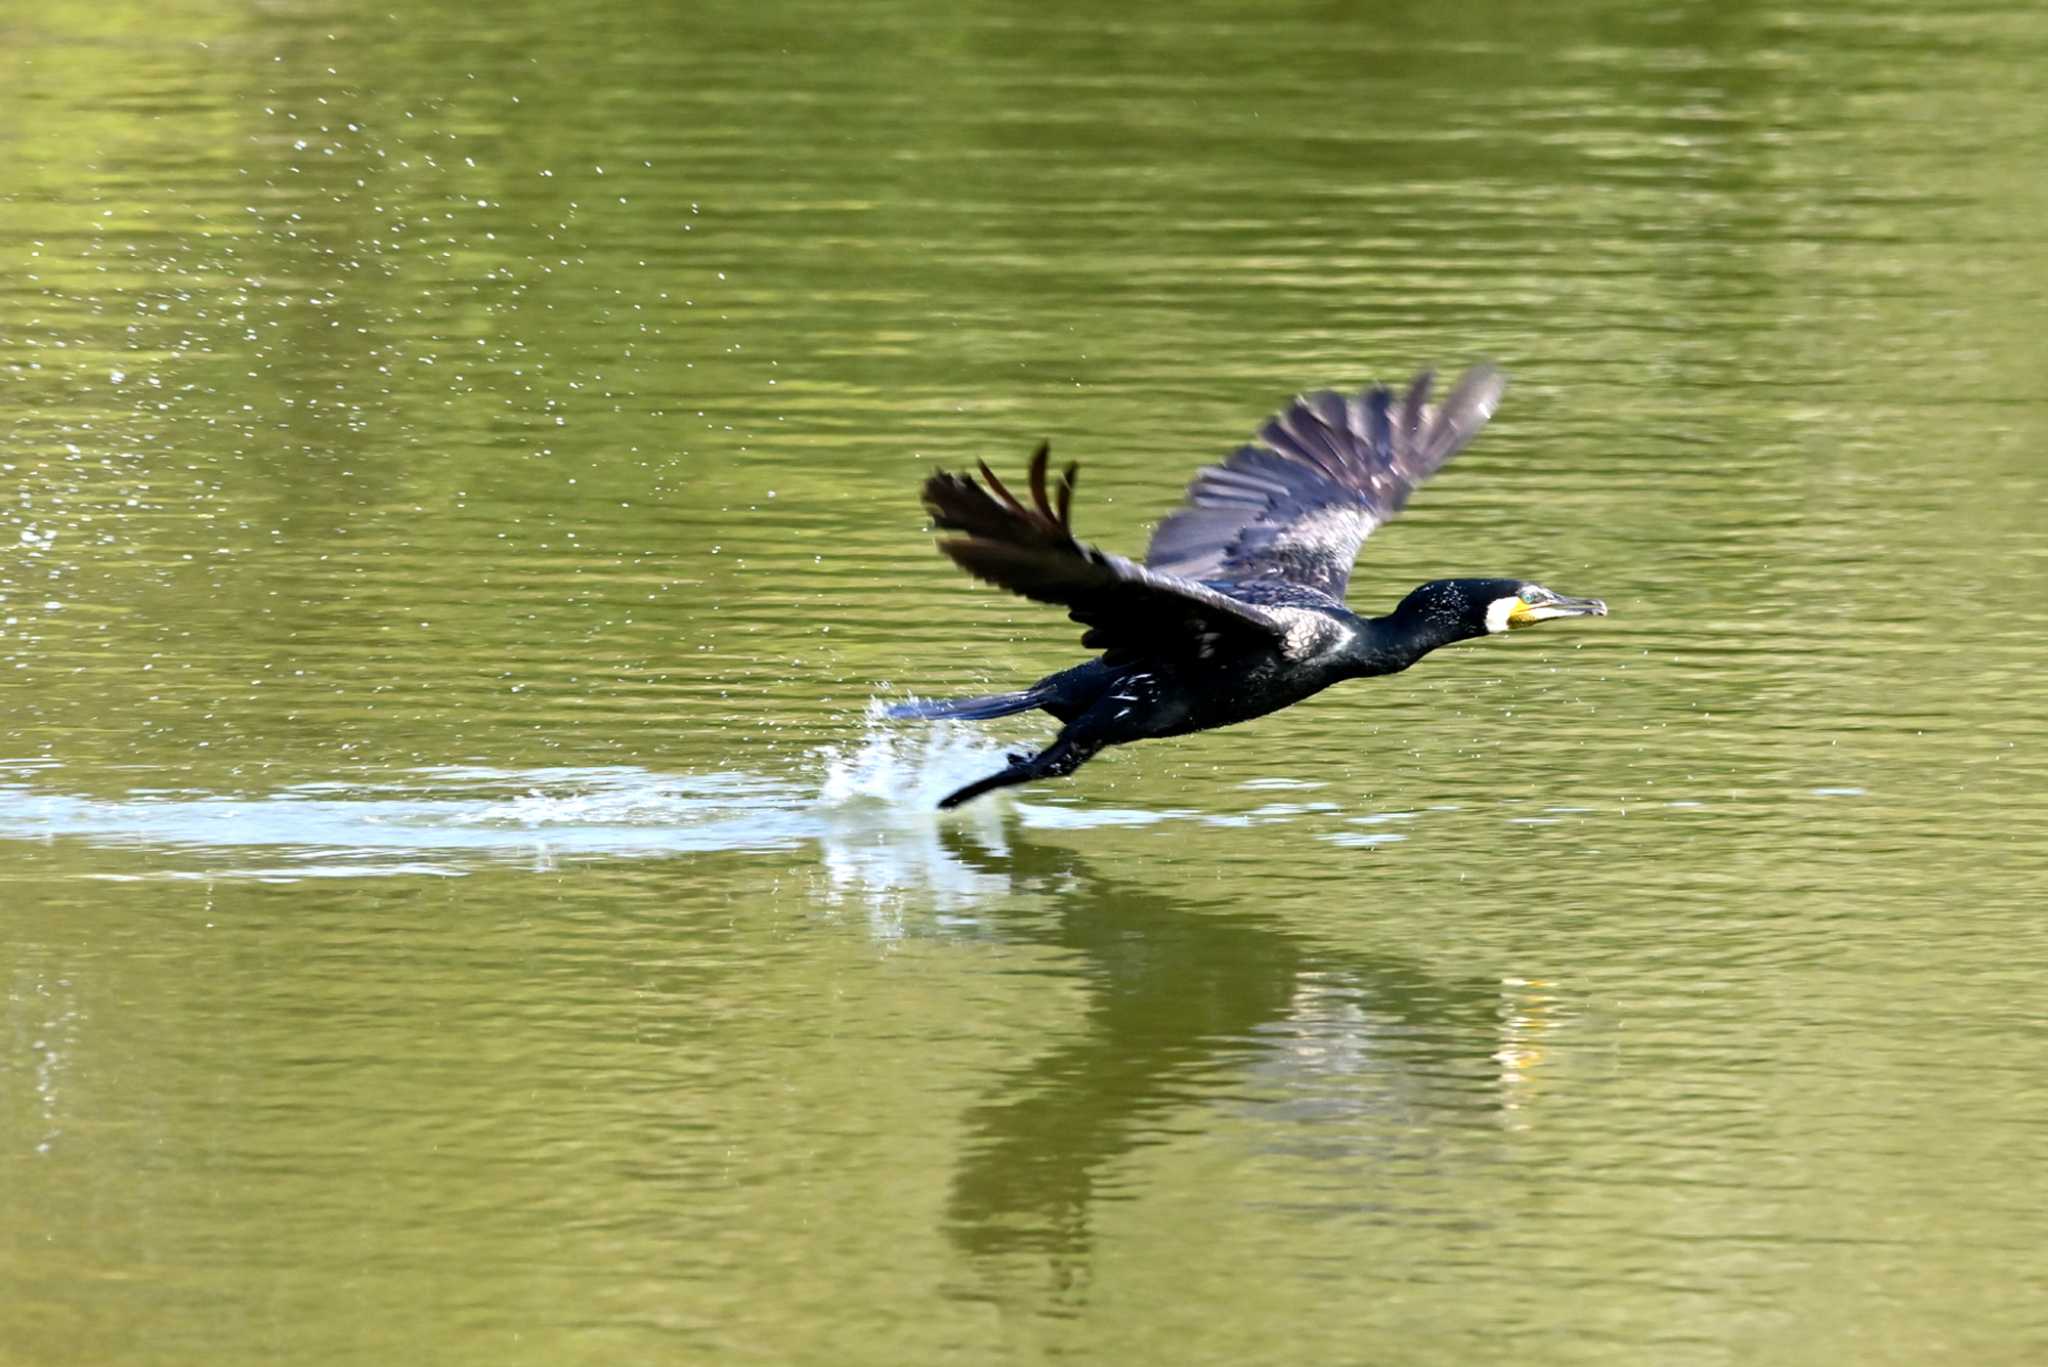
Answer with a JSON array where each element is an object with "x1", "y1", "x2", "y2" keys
[
  {"x1": 922, "y1": 442, "x2": 1286, "y2": 661},
  {"x1": 1145, "y1": 365, "x2": 1507, "y2": 597}
]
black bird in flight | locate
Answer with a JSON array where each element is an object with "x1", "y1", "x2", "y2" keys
[{"x1": 888, "y1": 366, "x2": 1606, "y2": 808}]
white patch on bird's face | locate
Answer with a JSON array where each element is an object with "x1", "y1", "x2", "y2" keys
[{"x1": 1484, "y1": 595, "x2": 1521, "y2": 634}]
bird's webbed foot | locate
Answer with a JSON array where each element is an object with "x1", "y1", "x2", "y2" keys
[{"x1": 939, "y1": 734, "x2": 1104, "y2": 809}]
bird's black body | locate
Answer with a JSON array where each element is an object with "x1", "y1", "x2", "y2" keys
[{"x1": 889, "y1": 367, "x2": 1606, "y2": 808}]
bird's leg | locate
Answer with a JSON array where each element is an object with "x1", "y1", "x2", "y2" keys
[{"x1": 938, "y1": 732, "x2": 1105, "y2": 809}]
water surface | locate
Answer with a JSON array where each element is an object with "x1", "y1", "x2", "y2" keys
[{"x1": 6, "y1": 1, "x2": 2048, "y2": 1362}]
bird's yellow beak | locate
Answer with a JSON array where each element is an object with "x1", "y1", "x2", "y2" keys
[{"x1": 1506, "y1": 592, "x2": 1608, "y2": 629}]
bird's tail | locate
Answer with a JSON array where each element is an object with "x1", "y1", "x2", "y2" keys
[{"x1": 883, "y1": 684, "x2": 1051, "y2": 722}]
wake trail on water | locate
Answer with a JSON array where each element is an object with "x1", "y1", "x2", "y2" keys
[{"x1": 0, "y1": 707, "x2": 1038, "y2": 880}]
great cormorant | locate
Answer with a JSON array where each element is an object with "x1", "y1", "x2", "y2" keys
[{"x1": 888, "y1": 366, "x2": 1606, "y2": 808}]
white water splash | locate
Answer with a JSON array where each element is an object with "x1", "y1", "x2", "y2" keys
[
  {"x1": 817, "y1": 708, "x2": 1028, "y2": 811},
  {"x1": 811, "y1": 713, "x2": 1022, "y2": 920}
]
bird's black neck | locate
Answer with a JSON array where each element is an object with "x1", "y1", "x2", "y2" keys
[{"x1": 1346, "y1": 598, "x2": 1474, "y2": 675}]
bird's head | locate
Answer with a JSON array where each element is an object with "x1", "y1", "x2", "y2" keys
[{"x1": 1395, "y1": 577, "x2": 1608, "y2": 646}]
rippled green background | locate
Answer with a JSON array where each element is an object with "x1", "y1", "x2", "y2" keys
[{"x1": 6, "y1": 1, "x2": 2048, "y2": 1363}]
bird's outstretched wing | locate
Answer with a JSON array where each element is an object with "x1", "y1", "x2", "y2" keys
[
  {"x1": 922, "y1": 443, "x2": 1285, "y2": 661},
  {"x1": 1145, "y1": 365, "x2": 1507, "y2": 598}
]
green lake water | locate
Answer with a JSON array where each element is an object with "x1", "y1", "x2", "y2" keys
[{"x1": 6, "y1": 1, "x2": 2048, "y2": 1362}]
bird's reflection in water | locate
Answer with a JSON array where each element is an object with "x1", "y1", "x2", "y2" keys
[{"x1": 928, "y1": 822, "x2": 1546, "y2": 1309}]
